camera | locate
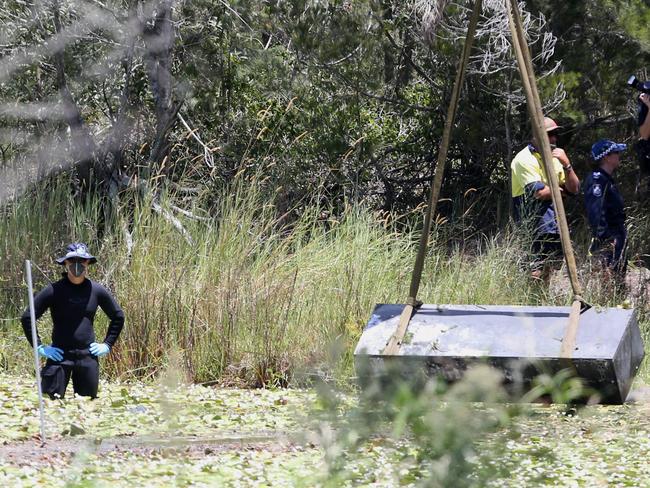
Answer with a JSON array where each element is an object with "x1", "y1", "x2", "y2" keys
[
  {"x1": 628, "y1": 75, "x2": 649, "y2": 127},
  {"x1": 628, "y1": 75, "x2": 650, "y2": 94}
]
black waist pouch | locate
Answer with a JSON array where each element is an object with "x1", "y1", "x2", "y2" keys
[{"x1": 41, "y1": 363, "x2": 65, "y2": 396}]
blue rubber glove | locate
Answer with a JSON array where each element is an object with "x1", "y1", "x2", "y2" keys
[
  {"x1": 89, "y1": 342, "x2": 110, "y2": 357},
  {"x1": 38, "y1": 345, "x2": 63, "y2": 362}
]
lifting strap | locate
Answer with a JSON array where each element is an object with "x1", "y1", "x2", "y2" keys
[
  {"x1": 506, "y1": 0, "x2": 587, "y2": 359},
  {"x1": 383, "y1": 0, "x2": 588, "y2": 357},
  {"x1": 382, "y1": 0, "x2": 482, "y2": 356}
]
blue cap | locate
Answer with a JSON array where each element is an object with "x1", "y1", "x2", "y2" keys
[
  {"x1": 55, "y1": 242, "x2": 97, "y2": 264},
  {"x1": 591, "y1": 139, "x2": 627, "y2": 161}
]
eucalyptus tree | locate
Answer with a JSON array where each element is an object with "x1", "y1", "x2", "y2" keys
[
  {"x1": 0, "y1": 0, "x2": 182, "y2": 203},
  {"x1": 1, "y1": 0, "x2": 648, "y2": 230},
  {"x1": 251, "y1": 0, "x2": 562, "y2": 216}
]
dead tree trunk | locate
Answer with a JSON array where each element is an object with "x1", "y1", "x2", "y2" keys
[
  {"x1": 52, "y1": 0, "x2": 98, "y2": 195},
  {"x1": 142, "y1": 0, "x2": 183, "y2": 178}
]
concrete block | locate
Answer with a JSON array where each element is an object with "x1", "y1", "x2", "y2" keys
[{"x1": 354, "y1": 304, "x2": 645, "y2": 404}]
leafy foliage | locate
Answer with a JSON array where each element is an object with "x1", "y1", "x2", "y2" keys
[
  {"x1": 2, "y1": 371, "x2": 650, "y2": 486},
  {"x1": 1, "y1": 0, "x2": 648, "y2": 222}
]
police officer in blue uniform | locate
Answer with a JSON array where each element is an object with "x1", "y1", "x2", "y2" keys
[{"x1": 583, "y1": 139, "x2": 628, "y2": 277}]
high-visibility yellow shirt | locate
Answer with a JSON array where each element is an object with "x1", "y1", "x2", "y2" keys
[{"x1": 511, "y1": 145, "x2": 565, "y2": 198}]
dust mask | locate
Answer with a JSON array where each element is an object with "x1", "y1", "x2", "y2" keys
[{"x1": 68, "y1": 261, "x2": 86, "y2": 277}]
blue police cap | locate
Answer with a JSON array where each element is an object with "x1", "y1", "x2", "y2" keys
[{"x1": 591, "y1": 139, "x2": 627, "y2": 161}]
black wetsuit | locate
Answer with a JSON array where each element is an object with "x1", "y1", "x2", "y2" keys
[{"x1": 21, "y1": 275, "x2": 125, "y2": 398}]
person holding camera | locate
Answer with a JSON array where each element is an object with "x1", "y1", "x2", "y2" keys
[
  {"x1": 638, "y1": 92, "x2": 650, "y2": 174},
  {"x1": 511, "y1": 117, "x2": 580, "y2": 281},
  {"x1": 640, "y1": 93, "x2": 650, "y2": 140},
  {"x1": 583, "y1": 140, "x2": 628, "y2": 282},
  {"x1": 628, "y1": 75, "x2": 650, "y2": 181},
  {"x1": 20, "y1": 243, "x2": 125, "y2": 399}
]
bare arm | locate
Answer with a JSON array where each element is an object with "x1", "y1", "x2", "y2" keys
[
  {"x1": 640, "y1": 94, "x2": 650, "y2": 140},
  {"x1": 534, "y1": 185, "x2": 552, "y2": 200},
  {"x1": 561, "y1": 168, "x2": 580, "y2": 195},
  {"x1": 532, "y1": 148, "x2": 579, "y2": 200},
  {"x1": 552, "y1": 148, "x2": 580, "y2": 194}
]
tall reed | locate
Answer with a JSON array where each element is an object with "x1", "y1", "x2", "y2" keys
[{"x1": 1, "y1": 175, "x2": 647, "y2": 386}]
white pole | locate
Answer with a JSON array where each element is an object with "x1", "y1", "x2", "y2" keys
[{"x1": 25, "y1": 260, "x2": 46, "y2": 443}]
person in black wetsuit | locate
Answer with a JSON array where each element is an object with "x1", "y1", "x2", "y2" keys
[
  {"x1": 20, "y1": 243, "x2": 125, "y2": 399},
  {"x1": 583, "y1": 140, "x2": 628, "y2": 281}
]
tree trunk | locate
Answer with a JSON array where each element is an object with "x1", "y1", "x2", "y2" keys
[
  {"x1": 142, "y1": 0, "x2": 183, "y2": 178},
  {"x1": 52, "y1": 0, "x2": 98, "y2": 195},
  {"x1": 382, "y1": 0, "x2": 394, "y2": 86}
]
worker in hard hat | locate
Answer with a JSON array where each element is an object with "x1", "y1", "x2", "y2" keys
[{"x1": 511, "y1": 117, "x2": 581, "y2": 281}]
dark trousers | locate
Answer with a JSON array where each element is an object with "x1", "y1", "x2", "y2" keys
[
  {"x1": 589, "y1": 234, "x2": 627, "y2": 277},
  {"x1": 530, "y1": 233, "x2": 563, "y2": 272},
  {"x1": 41, "y1": 349, "x2": 99, "y2": 399}
]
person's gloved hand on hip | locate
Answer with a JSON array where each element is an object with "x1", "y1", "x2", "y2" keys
[
  {"x1": 21, "y1": 242, "x2": 125, "y2": 399},
  {"x1": 89, "y1": 342, "x2": 110, "y2": 357},
  {"x1": 38, "y1": 345, "x2": 63, "y2": 361}
]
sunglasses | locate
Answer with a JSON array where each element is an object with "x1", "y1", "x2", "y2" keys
[
  {"x1": 67, "y1": 258, "x2": 88, "y2": 264},
  {"x1": 547, "y1": 130, "x2": 560, "y2": 137}
]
